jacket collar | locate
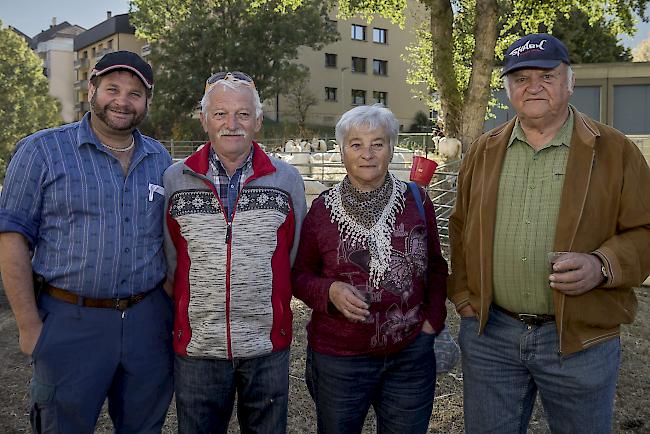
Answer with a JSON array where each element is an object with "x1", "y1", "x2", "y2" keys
[{"x1": 184, "y1": 140, "x2": 276, "y2": 183}]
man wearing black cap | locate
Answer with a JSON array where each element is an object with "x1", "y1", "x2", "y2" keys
[
  {"x1": 448, "y1": 34, "x2": 650, "y2": 433},
  {"x1": 0, "y1": 50, "x2": 173, "y2": 433}
]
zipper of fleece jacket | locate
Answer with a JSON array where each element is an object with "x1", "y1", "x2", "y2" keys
[{"x1": 183, "y1": 168, "x2": 239, "y2": 359}]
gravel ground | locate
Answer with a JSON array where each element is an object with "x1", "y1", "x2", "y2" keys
[{"x1": 0, "y1": 288, "x2": 648, "y2": 433}]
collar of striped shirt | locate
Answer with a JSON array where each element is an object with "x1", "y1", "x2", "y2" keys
[{"x1": 208, "y1": 146, "x2": 254, "y2": 218}]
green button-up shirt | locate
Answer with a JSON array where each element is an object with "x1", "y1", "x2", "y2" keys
[{"x1": 492, "y1": 110, "x2": 573, "y2": 314}]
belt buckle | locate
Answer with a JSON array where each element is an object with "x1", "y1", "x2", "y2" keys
[
  {"x1": 115, "y1": 298, "x2": 129, "y2": 311},
  {"x1": 517, "y1": 313, "x2": 541, "y2": 326}
]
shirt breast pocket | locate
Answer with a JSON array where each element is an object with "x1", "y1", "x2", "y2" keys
[
  {"x1": 146, "y1": 192, "x2": 165, "y2": 218},
  {"x1": 540, "y1": 165, "x2": 566, "y2": 188}
]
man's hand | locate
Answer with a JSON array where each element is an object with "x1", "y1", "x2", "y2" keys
[
  {"x1": 458, "y1": 305, "x2": 477, "y2": 318},
  {"x1": 18, "y1": 321, "x2": 43, "y2": 356},
  {"x1": 549, "y1": 253, "x2": 604, "y2": 296},
  {"x1": 328, "y1": 281, "x2": 369, "y2": 322},
  {"x1": 0, "y1": 232, "x2": 42, "y2": 356}
]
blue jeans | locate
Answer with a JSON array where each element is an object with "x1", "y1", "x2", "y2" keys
[
  {"x1": 30, "y1": 287, "x2": 174, "y2": 434},
  {"x1": 305, "y1": 331, "x2": 436, "y2": 434},
  {"x1": 174, "y1": 349, "x2": 289, "y2": 434},
  {"x1": 459, "y1": 306, "x2": 621, "y2": 434}
]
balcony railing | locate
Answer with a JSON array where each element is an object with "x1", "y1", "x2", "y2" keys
[
  {"x1": 95, "y1": 47, "x2": 115, "y2": 59},
  {"x1": 75, "y1": 101, "x2": 90, "y2": 112},
  {"x1": 73, "y1": 80, "x2": 88, "y2": 90},
  {"x1": 74, "y1": 58, "x2": 89, "y2": 69}
]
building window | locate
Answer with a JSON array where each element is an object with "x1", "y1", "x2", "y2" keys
[
  {"x1": 107, "y1": 39, "x2": 113, "y2": 49},
  {"x1": 325, "y1": 87, "x2": 337, "y2": 101},
  {"x1": 352, "y1": 89, "x2": 366, "y2": 105},
  {"x1": 82, "y1": 50, "x2": 88, "y2": 59},
  {"x1": 373, "y1": 91, "x2": 388, "y2": 106},
  {"x1": 325, "y1": 53, "x2": 337, "y2": 68},
  {"x1": 351, "y1": 57, "x2": 367, "y2": 73},
  {"x1": 373, "y1": 28, "x2": 387, "y2": 44},
  {"x1": 351, "y1": 24, "x2": 366, "y2": 41},
  {"x1": 91, "y1": 47, "x2": 96, "y2": 57},
  {"x1": 373, "y1": 59, "x2": 388, "y2": 76}
]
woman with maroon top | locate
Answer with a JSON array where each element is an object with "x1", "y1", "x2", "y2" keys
[{"x1": 292, "y1": 104, "x2": 448, "y2": 434}]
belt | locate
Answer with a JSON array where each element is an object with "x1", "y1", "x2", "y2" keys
[
  {"x1": 492, "y1": 304, "x2": 555, "y2": 327},
  {"x1": 44, "y1": 284, "x2": 156, "y2": 311}
]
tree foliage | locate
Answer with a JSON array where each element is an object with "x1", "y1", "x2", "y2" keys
[
  {"x1": 284, "y1": 69, "x2": 319, "y2": 134},
  {"x1": 633, "y1": 36, "x2": 650, "y2": 60},
  {"x1": 130, "y1": 0, "x2": 339, "y2": 138},
  {"x1": 0, "y1": 21, "x2": 60, "y2": 181},
  {"x1": 543, "y1": 10, "x2": 632, "y2": 63}
]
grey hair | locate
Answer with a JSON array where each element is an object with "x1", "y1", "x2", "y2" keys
[
  {"x1": 200, "y1": 79, "x2": 263, "y2": 118},
  {"x1": 335, "y1": 104, "x2": 399, "y2": 153},
  {"x1": 503, "y1": 65, "x2": 574, "y2": 99}
]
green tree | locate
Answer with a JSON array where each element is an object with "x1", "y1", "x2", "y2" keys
[
  {"x1": 545, "y1": 10, "x2": 631, "y2": 63},
  {"x1": 130, "y1": 0, "x2": 338, "y2": 137},
  {"x1": 633, "y1": 36, "x2": 650, "y2": 60},
  {"x1": 270, "y1": 0, "x2": 647, "y2": 149},
  {"x1": 285, "y1": 69, "x2": 319, "y2": 134},
  {"x1": 0, "y1": 21, "x2": 60, "y2": 181}
]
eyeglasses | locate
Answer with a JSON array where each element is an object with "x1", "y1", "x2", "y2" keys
[{"x1": 205, "y1": 71, "x2": 256, "y2": 93}]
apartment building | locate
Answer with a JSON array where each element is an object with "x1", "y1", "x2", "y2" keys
[
  {"x1": 263, "y1": 3, "x2": 429, "y2": 130},
  {"x1": 29, "y1": 20, "x2": 85, "y2": 122},
  {"x1": 73, "y1": 12, "x2": 147, "y2": 120}
]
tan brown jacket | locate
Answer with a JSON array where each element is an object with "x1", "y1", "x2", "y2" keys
[{"x1": 448, "y1": 107, "x2": 650, "y2": 355}]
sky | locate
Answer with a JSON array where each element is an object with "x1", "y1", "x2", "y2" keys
[
  {"x1": 0, "y1": 0, "x2": 131, "y2": 38},
  {"x1": 1, "y1": 0, "x2": 649, "y2": 49}
]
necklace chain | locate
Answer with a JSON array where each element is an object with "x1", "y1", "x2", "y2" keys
[{"x1": 102, "y1": 135, "x2": 135, "y2": 153}]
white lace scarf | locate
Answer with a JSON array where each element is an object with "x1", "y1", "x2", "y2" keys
[{"x1": 324, "y1": 173, "x2": 407, "y2": 288}]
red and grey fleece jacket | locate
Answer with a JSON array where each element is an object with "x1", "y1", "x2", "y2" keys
[{"x1": 163, "y1": 142, "x2": 307, "y2": 359}]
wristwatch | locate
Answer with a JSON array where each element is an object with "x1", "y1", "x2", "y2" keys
[
  {"x1": 600, "y1": 264, "x2": 608, "y2": 281},
  {"x1": 597, "y1": 256, "x2": 608, "y2": 284}
]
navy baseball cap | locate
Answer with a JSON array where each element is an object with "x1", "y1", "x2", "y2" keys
[
  {"x1": 501, "y1": 33, "x2": 570, "y2": 77},
  {"x1": 90, "y1": 50, "x2": 154, "y2": 89}
]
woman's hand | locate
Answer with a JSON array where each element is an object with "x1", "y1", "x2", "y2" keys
[
  {"x1": 421, "y1": 319, "x2": 436, "y2": 335},
  {"x1": 328, "y1": 281, "x2": 370, "y2": 322}
]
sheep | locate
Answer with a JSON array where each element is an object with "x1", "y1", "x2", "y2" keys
[
  {"x1": 303, "y1": 177, "x2": 328, "y2": 207},
  {"x1": 438, "y1": 137, "x2": 462, "y2": 161},
  {"x1": 284, "y1": 140, "x2": 298, "y2": 153},
  {"x1": 284, "y1": 153, "x2": 312, "y2": 176}
]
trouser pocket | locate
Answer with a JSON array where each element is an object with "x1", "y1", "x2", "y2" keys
[{"x1": 30, "y1": 377, "x2": 57, "y2": 434}]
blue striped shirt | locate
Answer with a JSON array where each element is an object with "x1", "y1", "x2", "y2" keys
[{"x1": 0, "y1": 113, "x2": 172, "y2": 298}]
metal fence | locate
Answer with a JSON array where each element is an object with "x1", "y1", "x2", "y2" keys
[
  {"x1": 427, "y1": 159, "x2": 460, "y2": 250},
  {"x1": 160, "y1": 136, "x2": 459, "y2": 249},
  {"x1": 160, "y1": 133, "x2": 436, "y2": 160}
]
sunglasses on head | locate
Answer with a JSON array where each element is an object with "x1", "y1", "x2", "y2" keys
[{"x1": 205, "y1": 71, "x2": 256, "y2": 93}]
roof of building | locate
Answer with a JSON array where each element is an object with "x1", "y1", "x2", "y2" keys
[
  {"x1": 30, "y1": 21, "x2": 85, "y2": 49},
  {"x1": 9, "y1": 26, "x2": 32, "y2": 46},
  {"x1": 74, "y1": 13, "x2": 135, "y2": 51}
]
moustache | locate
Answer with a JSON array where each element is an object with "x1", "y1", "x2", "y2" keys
[
  {"x1": 106, "y1": 103, "x2": 135, "y2": 115},
  {"x1": 217, "y1": 129, "x2": 246, "y2": 137}
]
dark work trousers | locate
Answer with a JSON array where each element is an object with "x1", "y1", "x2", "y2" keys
[{"x1": 29, "y1": 286, "x2": 174, "y2": 434}]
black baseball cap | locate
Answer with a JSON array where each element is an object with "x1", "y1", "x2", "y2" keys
[
  {"x1": 501, "y1": 33, "x2": 570, "y2": 77},
  {"x1": 89, "y1": 50, "x2": 154, "y2": 89}
]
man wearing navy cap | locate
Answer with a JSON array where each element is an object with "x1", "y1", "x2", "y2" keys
[
  {"x1": 448, "y1": 34, "x2": 650, "y2": 433},
  {"x1": 0, "y1": 50, "x2": 173, "y2": 433}
]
